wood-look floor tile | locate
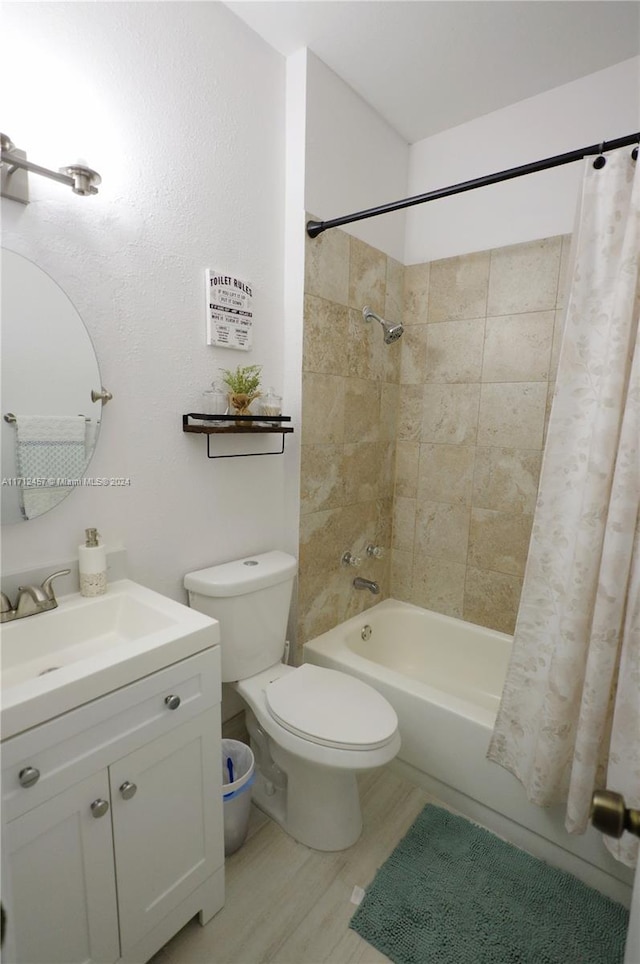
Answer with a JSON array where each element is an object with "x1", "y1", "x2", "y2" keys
[{"x1": 153, "y1": 767, "x2": 432, "y2": 964}]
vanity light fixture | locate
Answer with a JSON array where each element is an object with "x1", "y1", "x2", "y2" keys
[{"x1": 1, "y1": 133, "x2": 101, "y2": 205}]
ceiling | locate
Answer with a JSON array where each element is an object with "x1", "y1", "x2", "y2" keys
[{"x1": 225, "y1": 1, "x2": 640, "y2": 143}]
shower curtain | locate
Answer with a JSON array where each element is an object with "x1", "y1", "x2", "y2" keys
[{"x1": 487, "y1": 146, "x2": 640, "y2": 867}]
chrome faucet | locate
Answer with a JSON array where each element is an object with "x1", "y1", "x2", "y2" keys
[
  {"x1": 353, "y1": 576, "x2": 380, "y2": 595},
  {"x1": 1, "y1": 569, "x2": 71, "y2": 623}
]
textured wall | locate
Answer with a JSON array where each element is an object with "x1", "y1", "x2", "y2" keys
[
  {"x1": 2, "y1": 3, "x2": 293, "y2": 602},
  {"x1": 297, "y1": 224, "x2": 403, "y2": 651},
  {"x1": 394, "y1": 234, "x2": 571, "y2": 633},
  {"x1": 405, "y1": 57, "x2": 639, "y2": 263}
]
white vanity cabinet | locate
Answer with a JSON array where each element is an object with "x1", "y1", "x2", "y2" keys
[{"x1": 1, "y1": 647, "x2": 225, "y2": 964}]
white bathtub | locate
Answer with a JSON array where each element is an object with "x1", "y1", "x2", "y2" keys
[{"x1": 304, "y1": 598, "x2": 633, "y2": 905}]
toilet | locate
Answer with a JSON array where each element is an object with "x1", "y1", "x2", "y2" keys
[{"x1": 184, "y1": 550, "x2": 400, "y2": 851}]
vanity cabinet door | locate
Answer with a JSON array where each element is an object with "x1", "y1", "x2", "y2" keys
[
  {"x1": 1, "y1": 770, "x2": 120, "y2": 964},
  {"x1": 109, "y1": 708, "x2": 222, "y2": 953}
]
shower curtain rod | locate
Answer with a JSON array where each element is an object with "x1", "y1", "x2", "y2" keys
[{"x1": 306, "y1": 131, "x2": 640, "y2": 238}]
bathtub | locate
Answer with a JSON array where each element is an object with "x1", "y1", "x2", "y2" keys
[{"x1": 303, "y1": 598, "x2": 633, "y2": 905}]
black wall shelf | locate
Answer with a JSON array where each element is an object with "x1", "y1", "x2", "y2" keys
[{"x1": 182, "y1": 413, "x2": 293, "y2": 458}]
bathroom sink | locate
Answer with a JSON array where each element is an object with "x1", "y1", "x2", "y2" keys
[{"x1": 1, "y1": 579, "x2": 219, "y2": 739}]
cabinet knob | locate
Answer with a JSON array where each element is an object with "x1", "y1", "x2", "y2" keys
[
  {"x1": 164, "y1": 694, "x2": 181, "y2": 710},
  {"x1": 18, "y1": 766, "x2": 40, "y2": 788},
  {"x1": 119, "y1": 780, "x2": 137, "y2": 800},
  {"x1": 90, "y1": 798, "x2": 109, "y2": 818}
]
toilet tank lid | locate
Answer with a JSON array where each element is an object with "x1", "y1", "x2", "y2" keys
[{"x1": 184, "y1": 550, "x2": 297, "y2": 597}]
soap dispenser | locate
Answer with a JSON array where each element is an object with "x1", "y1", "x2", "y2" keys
[{"x1": 78, "y1": 528, "x2": 107, "y2": 597}]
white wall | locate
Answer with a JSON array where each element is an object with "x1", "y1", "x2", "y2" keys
[
  {"x1": 1, "y1": 2, "x2": 293, "y2": 602},
  {"x1": 405, "y1": 57, "x2": 640, "y2": 264},
  {"x1": 304, "y1": 50, "x2": 409, "y2": 262}
]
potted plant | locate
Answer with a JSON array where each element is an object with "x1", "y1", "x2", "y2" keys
[{"x1": 220, "y1": 364, "x2": 262, "y2": 421}]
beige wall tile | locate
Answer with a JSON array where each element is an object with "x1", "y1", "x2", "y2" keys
[
  {"x1": 472, "y1": 447, "x2": 541, "y2": 515},
  {"x1": 428, "y1": 251, "x2": 490, "y2": 323},
  {"x1": 379, "y1": 382, "x2": 400, "y2": 441},
  {"x1": 411, "y1": 558, "x2": 466, "y2": 618},
  {"x1": 345, "y1": 579, "x2": 385, "y2": 620},
  {"x1": 299, "y1": 231, "x2": 566, "y2": 641},
  {"x1": 477, "y1": 382, "x2": 546, "y2": 449},
  {"x1": 297, "y1": 569, "x2": 352, "y2": 645},
  {"x1": 344, "y1": 378, "x2": 381, "y2": 443},
  {"x1": 347, "y1": 306, "x2": 381, "y2": 381},
  {"x1": 482, "y1": 311, "x2": 554, "y2": 382},
  {"x1": 397, "y1": 384, "x2": 425, "y2": 441},
  {"x1": 417, "y1": 443, "x2": 475, "y2": 505},
  {"x1": 304, "y1": 223, "x2": 350, "y2": 306},
  {"x1": 381, "y1": 335, "x2": 402, "y2": 384},
  {"x1": 349, "y1": 236, "x2": 387, "y2": 314},
  {"x1": 385, "y1": 256, "x2": 404, "y2": 324},
  {"x1": 395, "y1": 441, "x2": 420, "y2": 498},
  {"x1": 487, "y1": 236, "x2": 562, "y2": 315},
  {"x1": 341, "y1": 501, "x2": 386, "y2": 567},
  {"x1": 300, "y1": 444, "x2": 345, "y2": 515},
  {"x1": 299, "y1": 507, "x2": 346, "y2": 577},
  {"x1": 392, "y1": 496, "x2": 416, "y2": 551},
  {"x1": 422, "y1": 383, "x2": 481, "y2": 444},
  {"x1": 390, "y1": 548, "x2": 413, "y2": 598},
  {"x1": 303, "y1": 295, "x2": 351, "y2": 376},
  {"x1": 468, "y1": 507, "x2": 533, "y2": 577},
  {"x1": 403, "y1": 262, "x2": 430, "y2": 325},
  {"x1": 375, "y1": 496, "x2": 394, "y2": 550},
  {"x1": 344, "y1": 441, "x2": 380, "y2": 504},
  {"x1": 400, "y1": 325, "x2": 428, "y2": 385},
  {"x1": 301, "y1": 372, "x2": 345, "y2": 444},
  {"x1": 425, "y1": 318, "x2": 485, "y2": 382},
  {"x1": 464, "y1": 566, "x2": 522, "y2": 634},
  {"x1": 377, "y1": 441, "x2": 396, "y2": 501},
  {"x1": 414, "y1": 500, "x2": 470, "y2": 564}
]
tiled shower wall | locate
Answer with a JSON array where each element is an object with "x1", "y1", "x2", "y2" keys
[
  {"x1": 395, "y1": 234, "x2": 571, "y2": 634},
  {"x1": 298, "y1": 225, "x2": 403, "y2": 651},
  {"x1": 299, "y1": 225, "x2": 571, "y2": 649}
]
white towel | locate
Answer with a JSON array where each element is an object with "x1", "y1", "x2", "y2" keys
[{"x1": 14, "y1": 415, "x2": 87, "y2": 520}]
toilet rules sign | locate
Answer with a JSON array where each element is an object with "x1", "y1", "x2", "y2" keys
[{"x1": 205, "y1": 270, "x2": 253, "y2": 351}]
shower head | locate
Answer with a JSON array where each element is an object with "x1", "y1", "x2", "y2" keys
[{"x1": 362, "y1": 306, "x2": 404, "y2": 344}]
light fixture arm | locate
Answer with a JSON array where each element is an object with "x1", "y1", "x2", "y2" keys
[{"x1": 1, "y1": 133, "x2": 101, "y2": 203}]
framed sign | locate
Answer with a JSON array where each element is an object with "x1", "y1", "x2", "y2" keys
[{"x1": 206, "y1": 271, "x2": 253, "y2": 351}]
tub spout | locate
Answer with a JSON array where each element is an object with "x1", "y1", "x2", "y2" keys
[{"x1": 353, "y1": 576, "x2": 380, "y2": 595}]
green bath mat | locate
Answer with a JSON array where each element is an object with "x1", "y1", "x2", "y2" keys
[{"x1": 350, "y1": 805, "x2": 629, "y2": 964}]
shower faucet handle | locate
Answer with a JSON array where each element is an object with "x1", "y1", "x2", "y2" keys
[
  {"x1": 341, "y1": 551, "x2": 362, "y2": 568},
  {"x1": 366, "y1": 544, "x2": 385, "y2": 559}
]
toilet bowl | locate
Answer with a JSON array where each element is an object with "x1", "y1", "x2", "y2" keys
[{"x1": 184, "y1": 551, "x2": 400, "y2": 851}]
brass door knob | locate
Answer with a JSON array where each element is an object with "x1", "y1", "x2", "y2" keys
[{"x1": 590, "y1": 790, "x2": 640, "y2": 839}]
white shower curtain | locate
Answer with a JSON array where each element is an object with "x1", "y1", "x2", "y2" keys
[{"x1": 487, "y1": 146, "x2": 640, "y2": 867}]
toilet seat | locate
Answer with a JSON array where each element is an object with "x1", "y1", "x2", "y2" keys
[{"x1": 265, "y1": 664, "x2": 398, "y2": 751}]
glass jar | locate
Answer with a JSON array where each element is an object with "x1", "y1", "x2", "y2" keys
[
  {"x1": 260, "y1": 387, "x2": 282, "y2": 418},
  {"x1": 201, "y1": 383, "x2": 228, "y2": 421}
]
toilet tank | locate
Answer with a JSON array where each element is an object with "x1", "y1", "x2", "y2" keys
[{"x1": 184, "y1": 551, "x2": 297, "y2": 682}]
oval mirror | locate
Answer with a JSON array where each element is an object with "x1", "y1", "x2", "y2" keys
[{"x1": 1, "y1": 249, "x2": 103, "y2": 523}]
